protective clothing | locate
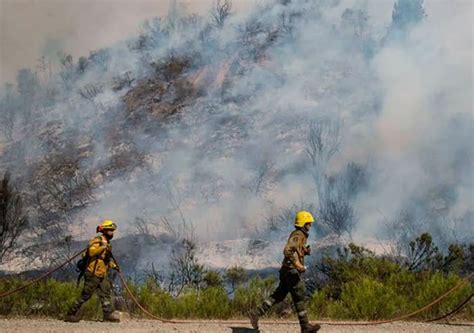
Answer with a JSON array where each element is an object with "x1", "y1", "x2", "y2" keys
[
  {"x1": 251, "y1": 211, "x2": 319, "y2": 332},
  {"x1": 66, "y1": 271, "x2": 116, "y2": 321},
  {"x1": 86, "y1": 235, "x2": 117, "y2": 278},
  {"x1": 294, "y1": 211, "x2": 314, "y2": 227},
  {"x1": 282, "y1": 228, "x2": 309, "y2": 271},
  {"x1": 65, "y1": 232, "x2": 119, "y2": 322}
]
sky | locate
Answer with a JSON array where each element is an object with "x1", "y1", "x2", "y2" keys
[
  {"x1": 1, "y1": 0, "x2": 471, "y2": 87},
  {"x1": 0, "y1": 0, "x2": 255, "y2": 85}
]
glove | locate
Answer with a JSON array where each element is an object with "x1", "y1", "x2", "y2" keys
[
  {"x1": 294, "y1": 261, "x2": 306, "y2": 273},
  {"x1": 110, "y1": 260, "x2": 120, "y2": 272},
  {"x1": 304, "y1": 245, "x2": 311, "y2": 255}
]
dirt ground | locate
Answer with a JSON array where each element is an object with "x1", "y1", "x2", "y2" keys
[{"x1": 1, "y1": 319, "x2": 473, "y2": 333}]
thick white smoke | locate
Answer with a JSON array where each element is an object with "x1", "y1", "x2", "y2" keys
[{"x1": 1, "y1": 0, "x2": 472, "y2": 254}]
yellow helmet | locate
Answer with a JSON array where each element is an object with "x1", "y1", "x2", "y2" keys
[
  {"x1": 294, "y1": 211, "x2": 314, "y2": 228},
  {"x1": 97, "y1": 220, "x2": 117, "y2": 232}
]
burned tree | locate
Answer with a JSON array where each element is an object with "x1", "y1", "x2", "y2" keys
[
  {"x1": 212, "y1": 0, "x2": 232, "y2": 27},
  {"x1": 306, "y1": 120, "x2": 341, "y2": 189},
  {"x1": 32, "y1": 156, "x2": 96, "y2": 242},
  {"x1": 168, "y1": 238, "x2": 205, "y2": 296},
  {"x1": 16, "y1": 68, "x2": 39, "y2": 126},
  {"x1": 318, "y1": 186, "x2": 356, "y2": 237},
  {"x1": 306, "y1": 120, "x2": 356, "y2": 236},
  {"x1": 0, "y1": 172, "x2": 28, "y2": 262},
  {"x1": 0, "y1": 84, "x2": 18, "y2": 141}
]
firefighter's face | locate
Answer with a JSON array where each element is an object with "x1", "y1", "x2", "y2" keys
[
  {"x1": 304, "y1": 223, "x2": 312, "y2": 232},
  {"x1": 104, "y1": 229, "x2": 114, "y2": 239}
]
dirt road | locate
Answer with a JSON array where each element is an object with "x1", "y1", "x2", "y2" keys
[{"x1": 1, "y1": 319, "x2": 473, "y2": 333}]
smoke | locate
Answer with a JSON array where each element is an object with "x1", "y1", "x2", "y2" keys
[
  {"x1": 1, "y1": 0, "x2": 472, "y2": 253},
  {"x1": 355, "y1": 0, "x2": 473, "y2": 245}
]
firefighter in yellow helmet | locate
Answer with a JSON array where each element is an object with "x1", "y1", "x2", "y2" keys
[
  {"x1": 65, "y1": 220, "x2": 120, "y2": 322},
  {"x1": 250, "y1": 211, "x2": 321, "y2": 333}
]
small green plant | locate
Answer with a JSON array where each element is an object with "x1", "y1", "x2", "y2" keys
[{"x1": 0, "y1": 233, "x2": 472, "y2": 321}]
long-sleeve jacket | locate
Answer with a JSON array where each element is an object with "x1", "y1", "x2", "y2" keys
[
  {"x1": 281, "y1": 228, "x2": 309, "y2": 270},
  {"x1": 85, "y1": 235, "x2": 117, "y2": 278}
]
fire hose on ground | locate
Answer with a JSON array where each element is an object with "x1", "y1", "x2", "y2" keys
[
  {"x1": 0, "y1": 248, "x2": 472, "y2": 326},
  {"x1": 0, "y1": 248, "x2": 87, "y2": 299},
  {"x1": 116, "y1": 270, "x2": 474, "y2": 326}
]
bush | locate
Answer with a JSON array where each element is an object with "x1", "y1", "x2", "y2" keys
[
  {"x1": 1, "y1": 234, "x2": 472, "y2": 322},
  {"x1": 0, "y1": 278, "x2": 101, "y2": 319},
  {"x1": 232, "y1": 276, "x2": 276, "y2": 317},
  {"x1": 326, "y1": 278, "x2": 407, "y2": 319},
  {"x1": 408, "y1": 273, "x2": 473, "y2": 320}
]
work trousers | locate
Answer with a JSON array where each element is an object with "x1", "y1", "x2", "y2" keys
[
  {"x1": 68, "y1": 271, "x2": 112, "y2": 317},
  {"x1": 257, "y1": 267, "x2": 309, "y2": 328}
]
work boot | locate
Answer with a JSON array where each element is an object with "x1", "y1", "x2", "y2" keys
[
  {"x1": 248, "y1": 310, "x2": 259, "y2": 330},
  {"x1": 301, "y1": 323, "x2": 321, "y2": 333},
  {"x1": 103, "y1": 312, "x2": 120, "y2": 323},
  {"x1": 64, "y1": 314, "x2": 80, "y2": 323}
]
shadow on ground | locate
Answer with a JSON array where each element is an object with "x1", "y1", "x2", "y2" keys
[{"x1": 230, "y1": 327, "x2": 259, "y2": 333}]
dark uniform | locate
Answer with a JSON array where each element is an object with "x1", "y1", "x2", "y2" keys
[
  {"x1": 252, "y1": 227, "x2": 320, "y2": 332},
  {"x1": 65, "y1": 234, "x2": 118, "y2": 322}
]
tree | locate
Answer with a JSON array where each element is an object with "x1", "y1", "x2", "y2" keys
[
  {"x1": 306, "y1": 120, "x2": 341, "y2": 190},
  {"x1": 32, "y1": 156, "x2": 96, "y2": 243},
  {"x1": 77, "y1": 56, "x2": 89, "y2": 74},
  {"x1": 0, "y1": 84, "x2": 18, "y2": 141},
  {"x1": 212, "y1": 0, "x2": 232, "y2": 28},
  {"x1": 203, "y1": 270, "x2": 224, "y2": 288},
  {"x1": 341, "y1": 8, "x2": 369, "y2": 38},
  {"x1": 388, "y1": 0, "x2": 425, "y2": 40},
  {"x1": 57, "y1": 51, "x2": 76, "y2": 89},
  {"x1": 318, "y1": 186, "x2": 355, "y2": 237},
  {"x1": 305, "y1": 120, "x2": 356, "y2": 236},
  {"x1": 16, "y1": 68, "x2": 39, "y2": 125},
  {"x1": 88, "y1": 48, "x2": 110, "y2": 71},
  {"x1": 166, "y1": 0, "x2": 184, "y2": 33},
  {"x1": 225, "y1": 265, "x2": 247, "y2": 293},
  {"x1": 249, "y1": 158, "x2": 275, "y2": 195},
  {"x1": 0, "y1": 172, "x2": 28, "y2": 262},
  {"x1": 168, "y1": 238, "x2": 205, "y2": 296},
  {"x1": 406, "y1": 232, "x2": 438, "y2": 271}
]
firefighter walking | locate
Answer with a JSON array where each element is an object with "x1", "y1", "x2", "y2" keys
[
  {"x1": 250, "y1": 211, "x2": 321, "y2": 333},
  {"x1": 65, "y1": 220, "x2": 120, "y2": 322}
]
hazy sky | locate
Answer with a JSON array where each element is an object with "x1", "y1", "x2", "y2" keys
[
  {"x1": 1, "y1": 0, "x2": 470, "y2": 87},
  {"x1": 0, "y1": 0, "x2": 254, "y2": 85}
]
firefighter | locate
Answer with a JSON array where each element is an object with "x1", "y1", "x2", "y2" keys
[
  {"x1": 249, "y1": 211, "x2": 321, "y2": 333},
  {"x1": 65, "y1": 220, "x2": 120, "y2": 322}
]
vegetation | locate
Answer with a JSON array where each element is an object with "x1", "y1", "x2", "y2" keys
[
  {"x1": 0, "y1": 172, "x2": 28, "y2": 262},
  {"x1": 0, "y1": 234, "x2": 471, "y2": 321}
]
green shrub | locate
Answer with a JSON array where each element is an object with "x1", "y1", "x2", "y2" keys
[
  {"x1": 1, "y1": 234, "x2": 472, "y2": 322},
  {"x1": 0, "y1": 278, "x2": 101, "y2": 319},
  {"x1": 326, "y1": 278, "x2": 407, "y2": 319},
  {"x1": 409, "y1": 273, "x2": 473, "y2": 320},
  {"x1": 134, "y1": 281, "x2": 176, "y2": 318},
  {"x1": 307, "y1": 287, "x2": 329, "y2": 319},
  {"x1": 232, "y1": 276, "x2": 276, "y2": 316}
]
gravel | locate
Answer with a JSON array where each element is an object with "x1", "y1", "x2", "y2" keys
[{"x1": 1, "y1": 319, "x2": 473, "y2": 333}]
